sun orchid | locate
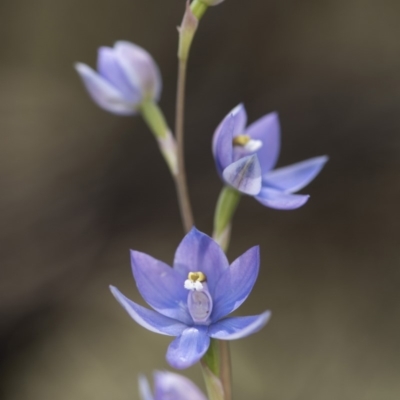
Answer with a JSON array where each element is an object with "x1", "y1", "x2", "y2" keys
[
  {"x1": 139, "y1": 371, "x2": 207, "y2": 400},
  {"x1": 110, "y1": 227, "x2": 271, "y2": 369},
  {"x1": 75, "y1": 41, "x2": 161, "y2": 115},
  {"x1": 212, "y1": 104, "x2": 328, "y2": 209}
]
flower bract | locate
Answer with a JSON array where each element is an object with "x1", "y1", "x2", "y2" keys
[
  {"x1": 110, "y1": 227, "x2": 271, "y2": 369},
  {"x1": 75, "y1": 41, "x2": 161, "y2": 115},
  {"x1": 139, "y1": 371, "x2": 207, "y2": 400},
  {"x1": 212, "y1": 104, "x2": 328, "y2": 209}
]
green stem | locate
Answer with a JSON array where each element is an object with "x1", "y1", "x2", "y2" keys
[
  {"x1": 139, "y1": 101, "x2": 178, "y2": 176},
  {"x1": 201, "y1": 340, "x2": 224, "y2": 400},
  {"x1": 210, "y1": 186, "x2": 242, "y2": 400},
  {"x1": 213, "y1": 186, "x2": 242, "y2": 252},
  {"x1": 190, "y1": 0, "x2": 209, "y2": 20}
]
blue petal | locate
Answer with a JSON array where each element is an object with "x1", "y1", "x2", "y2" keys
[
  {"x1": 255, "y1": 187, "x2": 309, "y2": 210},
  {"x1": 209, "y1": 311, "x2": 271, "y2": 340},
  {"x1": 246, "y1": 112, "x2": 280, "y2": 174},
  {"x1": 97, "y1": 47, "x2": 142, "y2": 103},
  {"x1": 211, "y1": 246, "x2": 260, "y2": 322},
  {"x1": 110, "y1": 286, "x2": 187, "y2": 336},
  {"x1": 231, "y1": 103, "x2": 248, "y2": 136},
  {"x1": 213, "y1": 113, "x2": 235, "y2": 175},
  {"x1": 222, "y1": 154, "x2": 262, "y2": 195},
  {"x1": 154, "y1": 371, "x2": 207, "y2": 400},
  {"x1": 212, "y1": 104, "x2": 247, "y2": 174},
  {"x1": 75, "y1": 63, "x2": 137, "y2": 115},
  {"x1": 131, "y1": 251, "x2": 192, "y2": 325},
  {"x1": 173, "y1": 228, "x2": 229, "y2": 296},
  {"x1": 263, "y1": 155, "x2": 328, "y2": 193},
  {"x1": 138, "y1": 375, "x2": 154, "y2": 400},
  {"x1": 166, "y1": 326, "x2": 210, "y2": 369},
  {"x1": 114, "y1": 41, "x2": 162, "y2": 101}
]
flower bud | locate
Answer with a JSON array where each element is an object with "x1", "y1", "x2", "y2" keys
[{"x1": 75, "y1": 41, "x2": 161, "y2": 115}]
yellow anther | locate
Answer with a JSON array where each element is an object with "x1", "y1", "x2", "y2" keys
[
  {"x1": 188, "y1": 271, "x2": 207, "y2": 282},
  {"x1": 232, "y1": 135, "x2": 251, "y2": 147}
]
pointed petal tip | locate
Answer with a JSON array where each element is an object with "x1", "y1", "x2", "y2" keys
[{"x1": 74, "y1": 62, "x2": 89, "y2": 73}]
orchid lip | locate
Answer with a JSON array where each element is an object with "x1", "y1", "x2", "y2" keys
[{"x1": 185, "y1": 272, "x2": 213, "y2": 324}]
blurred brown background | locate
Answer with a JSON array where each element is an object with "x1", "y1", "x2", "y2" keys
[{"x1": 1, "y1": 0, "x2": 400, "y2": 399}]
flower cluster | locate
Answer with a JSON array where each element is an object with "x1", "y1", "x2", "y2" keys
[{"x1": 75, "y1": 0, "x2": 328, "y2": 398}]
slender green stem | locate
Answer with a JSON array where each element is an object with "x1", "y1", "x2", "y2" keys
[
  {"x1": 219, "y1": 341, "x2": 232, "y2": 400},
  {"x1": 175, "y1": 59, "x2": 194, "y2": 233},
  {"x1": 210, "y1": 186, "x2": 242, "y2": 400},
  {"x1": 213, "y1": 186, "x2": 242, "y2": 252},
  {"x1": 140, "y1": 101, "x2": 178, "y2": 176}
]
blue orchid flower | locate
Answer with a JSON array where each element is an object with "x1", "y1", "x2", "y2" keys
[
  {"x1": 139, "y1": 371, "x2": 207, "y2": 400},
  {"x1": 110, "y1": 227, "x2": 271, "y2": 369},
  {"x1": 75, "y1": 41, "x2": 161, "y2": 115},
  {"x1": 212, "y1": 104, "x2": 328, "y2": 209}
]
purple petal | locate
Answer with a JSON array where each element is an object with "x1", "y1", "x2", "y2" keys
[
  {"x1": 131, "y1": 251, "x2": 192, "y2": 325},
  {"x1": 209, "y1": 311, "x2": 271, "y2": 340},
  {"x1": 213, "y1": 113, "x2": 235, "y2": 175},
  {"x1": 154, "y1": 371, "x2": 207, "y2": 400},
  {"x1": 246, "y1": 112, "x2": 280, "y2": 173},
  {"x1": 166, "y1": 326, "x2": 210, "y2": 369},
  {"x1": 211, "y1": 246, "x2": 260, "y2": 321},
  {"x1": 173, "y1": 228, "x2": 229, "y2": 296},
  {"x1": 212, "y1": 104, "x2": 247, "y2": 166},
  {"x1": 138, "y1": 375, "x2": 154, "y2": 400},
  {"x1": 222, "y1": 154, "x2": 262, "y2": 195},
  {"x1": 97, "y1": 47, "x2": 141, "y2": 103},
  {"x1": 231, "y1": 103, "x2": 248, "y2": 136},
  {"x1": 110, "y1": 286, "x2": 187, "y2": 336},
  {"x1": 255, "y1": 187, "x2": 309, "y2": 210},
  {"x1": 75, "y1": 63, "x2": 136, "y2": 115},
  {"x1": 114, "y1": 41, "x2": 162, "y2": 101},
  {"x1": 263, "y1": 155, "x2": 328, "y2": 193}
]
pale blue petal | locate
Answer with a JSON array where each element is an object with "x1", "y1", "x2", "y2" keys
[
  {"x1": 211, "y1": 246, "x2": 260, "y2": 321},
  {"x1": 263, "y1": 155, "x2": 328, "y2": 193},
  {"x1": 246, "y1": 112, "x2": 280, "y2": 173},
  {"x1": 222, "y1": 154, "x2": 262, "y2": 195},
  {"x1": 231, "y1": 103, "x2": 248, "y2": 136},
  {"x1": 154, "y1": 371, "x2": 207, "y2": 400},
  {"x1": 255, "y1": 187, "x2": 309, "y2": 210},
  {"x1": 75, "y1": 63, "x2": 137, "y2": 115},
  {"x1": 209, "y1": 311, "x2": 271, "y2": 340},
  {"x1": 173, "y1": 227, "x2": 229, "y2": 296},
  {"x1": 213, "y1": 113, "x2": 235, "y2": 175},
  {"x1": 138, "y1": 375, "x2": 154, "y2": 400},
  {"x1": 97, "y1": 47, "x2": 141, "y2": 103},
  {"x1": 166, "y1": 326, "x2": 210, "y2": 369},
  {"x1": 110, "y1": 286, "x2": 187, "y2": 336},
  {"x1": 212, "y1": 104, "x2": 246, "y2": 167},
  {"x1": 131, "y1": 251, "x2": 192, "y2": 325},
  {"x1": 114, "y1": 41, "x2": 162, "y2": 101}
]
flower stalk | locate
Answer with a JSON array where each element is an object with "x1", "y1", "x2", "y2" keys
[
  {"x1": 213, "y1": 186, "x2": 241, "y2": 252},
  {"x1": 139, "y1": 100, "x2": 178, "y2": 176},
  {"x1": 190, "y1": 0, "x2": 209, "y2": 20}
]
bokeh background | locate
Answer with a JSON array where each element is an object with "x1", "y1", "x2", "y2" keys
[{"x1": 1, "y1": 0, "x2": 400, "y2": 399}]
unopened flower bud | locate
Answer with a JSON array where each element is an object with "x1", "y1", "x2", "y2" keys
[{"x1": 75, "y1": 41, "x2": 161, "y2": 115}]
